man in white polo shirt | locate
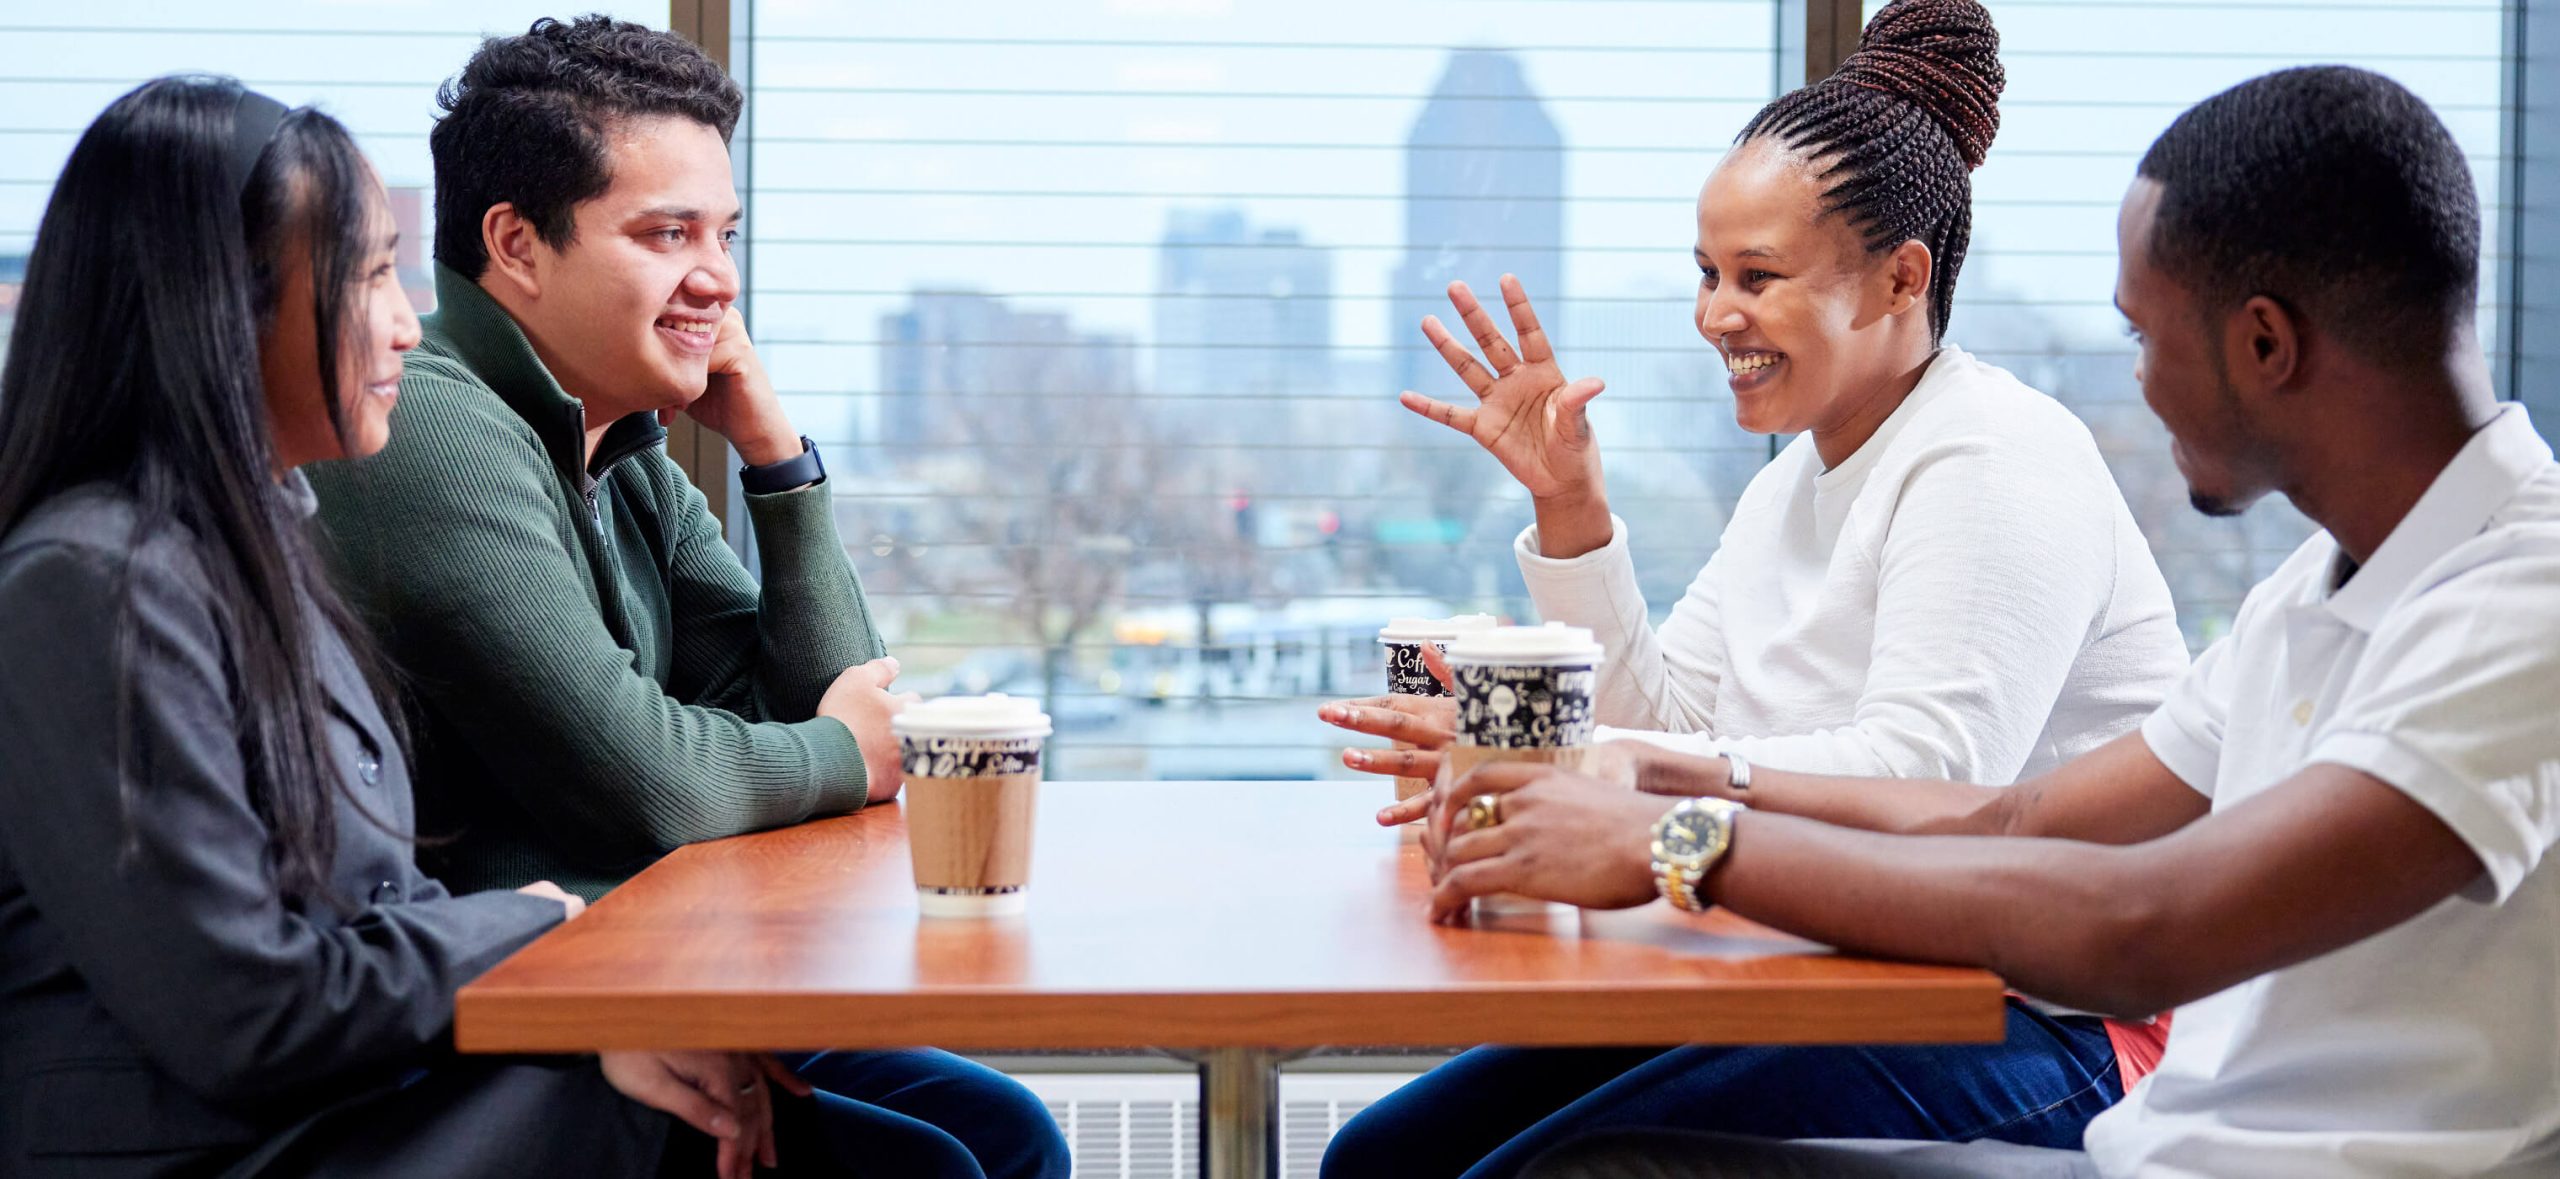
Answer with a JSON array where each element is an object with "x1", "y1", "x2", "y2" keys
[{"x1": 1412, "y1": 65, "x2": 2560, "y2": 1178}]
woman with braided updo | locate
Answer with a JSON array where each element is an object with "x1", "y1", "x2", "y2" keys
[{"x1": 1316, "y1": 2, "x2": 2190, "y2": 1175}]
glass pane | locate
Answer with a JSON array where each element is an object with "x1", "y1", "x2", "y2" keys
[
  {"x1": 744, "y1": 0, "x2": 1779, "y2": 779},
  {"x1": 1863, "y1": 0, "x2": 2510, "y2": 645},
  {"x1": 0, "y1": 0, "x2": 670, "y2": 345}
]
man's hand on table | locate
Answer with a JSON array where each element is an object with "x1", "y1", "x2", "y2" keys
[
  {"x1": 1387, "y1": 740, "x2": 1658, "y2": 873},
  {"x1": 600, "y1": 1051, "x2": 814, "y2": 1179},
  {"x1": 820, "y1": 656, "x2": 918, "y2": 804},
  {"x1": 1424, "y1": 761, "x2": 1667, "y2": 924}
]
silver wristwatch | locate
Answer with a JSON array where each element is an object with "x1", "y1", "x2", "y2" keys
[{"x1": 1650, "y1": 796, "x2": 1745, "y2": 913}]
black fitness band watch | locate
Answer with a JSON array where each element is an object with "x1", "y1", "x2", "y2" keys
[{"x1": 737, "y1": 436, "x2": 825, "y2": 494}]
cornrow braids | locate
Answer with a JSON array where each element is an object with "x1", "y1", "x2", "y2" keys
[{"x1": 1737, "y1": 0, "x2": 2005, "y2": 340}]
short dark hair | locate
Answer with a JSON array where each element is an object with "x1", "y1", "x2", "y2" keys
[
  {"x1": 430, "y1": 15, "x2": 743, "y2": 279},
  {"x1": 2136, "y1": 66, "x2": 2480, "y2": 371},
  {"x1": 1738, "y1": 0, "x2": 2006, "y2": 342}
]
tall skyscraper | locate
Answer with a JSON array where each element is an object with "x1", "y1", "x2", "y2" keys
[
  {"x1": 1376, "y1": 49, "x2": 1565, "y2": 608},
  {"x1": 1389, "y1": 50, "x2": 1564, "y2": 401},
  {"x1": 1152, "y1": 207, "x2": 1333, "y2": 402}
]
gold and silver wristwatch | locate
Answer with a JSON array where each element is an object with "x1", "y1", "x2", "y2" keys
[{"x1": 1650, "y1": 794, "x2": 1746, "y2": 914}]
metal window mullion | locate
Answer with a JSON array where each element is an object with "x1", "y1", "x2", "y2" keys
[
  {"x1": 665, "y1": 0, "x2": 744, "y2": 546},
  {"x1": 1778, "y1": 0, "x2": 1864, "y2": 91},
  {"x1": 2502, "y1": 0, "x2": 2528, "y2": 404}
]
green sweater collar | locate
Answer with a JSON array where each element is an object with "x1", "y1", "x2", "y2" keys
[{"x1": 424, "y1": 263, "x2": 667, "y2": 485}]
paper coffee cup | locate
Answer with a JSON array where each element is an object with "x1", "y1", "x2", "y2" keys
[
  {"x1": 1378, "y1": 613, "x2": 1497, "y2": 697},
  {"x1": 893, "y1": 694, "x2": 1052, "y2": 919},
  {"x1": 1444, "y1": 623, "x2": 1604, "y2": 759},
  {"x1": 1443, "y1": 624, "x2": 1605, "y2": 915},
  {"x1": 1377, "y1": 614, "x2": 1497, "y2": 809}
]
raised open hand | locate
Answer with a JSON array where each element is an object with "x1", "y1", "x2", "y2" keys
[{"x1": 1400, "y1": 274, "x2": 1608, "y2": 505}]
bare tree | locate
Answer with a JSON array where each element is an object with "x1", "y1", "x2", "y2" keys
[{"x1": 880, "y1": 315, "x2": 1218, "y2": 713}]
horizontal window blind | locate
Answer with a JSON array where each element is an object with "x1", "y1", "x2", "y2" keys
[
  {"x1": 7, "y1": 4, "x2": 2517, "y2": 784},
  {"x1": 1875, "y1": 0, "x2": 2513, "y2": 645},
  {"x1": 744, "y1": 1, "x2": 1780, "y2": 780},
  {"x1": 0, "y1": 1, "x2": 669, "y2": 363}
]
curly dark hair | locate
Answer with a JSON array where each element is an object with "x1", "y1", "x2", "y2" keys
[
  {"x1": 429, "y1": 14, "x2": 744, "y2": 278},
  {"x1": 2137, "y1": 66, "x2": 2479, "y2": 372},
  {"x1": 1736, "y1": 0, "x2": 2005, "y2": 341}
]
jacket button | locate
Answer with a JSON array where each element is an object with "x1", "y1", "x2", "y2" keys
[
  {"x1": 370, "y1": 880, "x2": 401, "y2": 905},
  {"x1": 356, "y1": 751, "x2": 382, "y2": 786}
]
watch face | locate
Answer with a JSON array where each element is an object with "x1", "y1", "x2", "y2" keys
[
  {"x1": 1654, "y1": 801, "x2": 1732, "y2": 867},
  {"x1": 1658, "y1": 819, "x2": 1712, "y2": 859}
]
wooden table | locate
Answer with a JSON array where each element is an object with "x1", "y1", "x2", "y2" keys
[{"x1": 458, "y1": 781, "x2": 2004, "y2": 1179}]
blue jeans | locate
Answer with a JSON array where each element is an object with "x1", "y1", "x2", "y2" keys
[
  {"x1": 1319, "y1": 1000, "x2": 2120, "y2": 1179},
  {"x1": 664, "y1": 1049, "x2": 1069, "y2": 1178}
]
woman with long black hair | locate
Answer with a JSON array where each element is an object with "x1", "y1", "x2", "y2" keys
[{"x1": 0, "y1": 76, "x2": 806, "y2": 1178}]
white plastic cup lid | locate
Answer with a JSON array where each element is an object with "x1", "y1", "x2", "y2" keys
[
  {"x1": 892, "y1": 693, "x2": 1054, "y2": 740},
  {"x1": 1443, "y1": 622, "x2": 1606, "y2": 666},
  {"x1": 1378, "y1": 614, "x2": 1500, "y2": 643}
]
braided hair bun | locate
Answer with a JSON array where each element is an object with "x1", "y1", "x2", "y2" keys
[
  {"x1": 1836, "y1": 0, "x2": 2005, "y2": 169},
  {"x1": 1734, "y1": 0, "x2": 2007, "y2": 339}
]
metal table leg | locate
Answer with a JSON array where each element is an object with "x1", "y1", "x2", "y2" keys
[{"x1": 1181, "y1": 1046, "x2": 1307, "y2": 1179}]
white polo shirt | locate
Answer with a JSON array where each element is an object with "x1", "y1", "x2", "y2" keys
[{"x1": 2085, "y1": 405, "x2": 2560, "y2": 1177}]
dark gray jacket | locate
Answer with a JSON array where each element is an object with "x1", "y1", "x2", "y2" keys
[{"x1": 0, "y1": 483, "x2": 668, "y2": 1177}]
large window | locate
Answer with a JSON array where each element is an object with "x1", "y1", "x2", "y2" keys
[
  {"x1": 5, "y1": 3, "x2": 2526, "y2": 784},
  {"x1": 748, "y1": 0, "x2": 2519, "y2": 780},
  {"x1": 1886, "y1": 0, "x2": 2513, "y2": 642},
  {"x1": 0, "y1": 2, "x2": 668, "y2": 356},
  {"x1": 744, "y1": 1, "x2": 1782, "y2": 779}
]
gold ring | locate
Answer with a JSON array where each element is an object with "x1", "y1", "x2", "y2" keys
[{"x1": 1463, "y1": 792, "x2": 1503, "y2": 831}]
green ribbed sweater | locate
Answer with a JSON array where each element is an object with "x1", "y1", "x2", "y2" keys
[{"x1": 308, "y1": 265, "x2": 885, "y2": 899}]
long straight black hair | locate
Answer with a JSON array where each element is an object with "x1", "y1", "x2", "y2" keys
[{"x1": 0, "y1": 76, "x2": 408, "y2": 907}]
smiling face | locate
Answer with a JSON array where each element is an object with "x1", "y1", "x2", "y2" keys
[
  {"x1": 2114, "y1": 178, "x2": 2279, "y2": 517},
  {"x1": 262, "y1": 170, "x2": 422, "y2": 468},
  {"x1": 502, "y1": 114, "x2": 742, "y2": 420},
  {"x1": 1692, "y1": 137, "x2": 1935, "y2": 440}
]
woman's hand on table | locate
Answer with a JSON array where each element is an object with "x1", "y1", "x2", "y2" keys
[
  {"x1": 516, "y1": 879, "x2": 585, "y2": 919},
  {"x1": 1326, "y1": 693, "x2": 1458, "y2": 785},
  {"x1": 1327, "y1": 640, "x2": 1461, "y2": 788}
]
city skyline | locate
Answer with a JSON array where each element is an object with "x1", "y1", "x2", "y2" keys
[{"x1": 0, "y1": 2, "x2": 2512, "y2": 777}]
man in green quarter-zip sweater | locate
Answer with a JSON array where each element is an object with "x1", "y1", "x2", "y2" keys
[
  {"x1": 310, "y1": 120, "x2": 899, "y2": 904},
  {"x1": 312, "y1": 251, "x2": 905, "y2": 900},
  {"x1": 308, "y1": 15, "x2": 1070, "y2": 1178}
]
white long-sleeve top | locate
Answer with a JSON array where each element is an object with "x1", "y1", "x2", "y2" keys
[{"x1": 1516, "y1": 346, "x2": 2189, "y2": 784}]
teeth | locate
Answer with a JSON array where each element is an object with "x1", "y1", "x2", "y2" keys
[
  {"x1": 1725, "y1": 352, "x2": 1779, "y2": 374},
  {"x1": 661, "y1": 320, "x2": 716, "y2": 337}
]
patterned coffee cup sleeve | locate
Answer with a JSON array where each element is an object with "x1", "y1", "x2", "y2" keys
[
  {"x1": 1453, "y1": 663, "x2": 1598, "y2": 749},
  {"x1": 900, "y1": 734, "x2": 1044, "y2": 778},
  {"x1": 1385, "y1": 640, "x2": 1452, "y2": 697}
]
